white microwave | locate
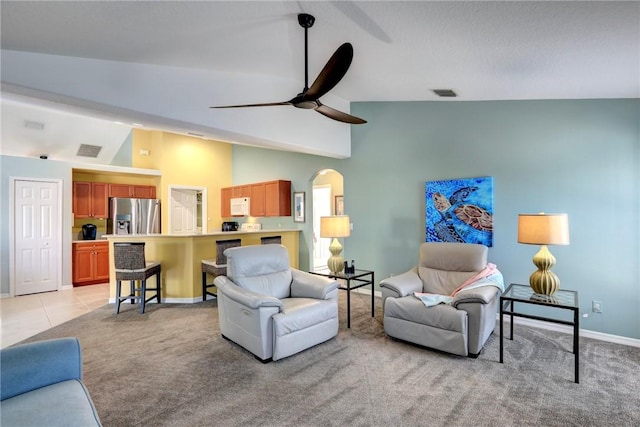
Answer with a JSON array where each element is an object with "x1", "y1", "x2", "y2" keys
[{"x1": 230, "y1": 197, "x2": 250, "y2": 216}]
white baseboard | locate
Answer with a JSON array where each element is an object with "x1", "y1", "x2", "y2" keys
[
  {"x1": 351, "y1": 287, "x2": 640, "y2": 349},
  {"x1": 3, "y1": 284, "x2": 79, "y2": 297},
  {"x1": 500, "y1": 314, "x2": 640, "y2": 348}
]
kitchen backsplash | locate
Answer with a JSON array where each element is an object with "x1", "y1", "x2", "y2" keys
[{"x1": 72, "y1": 218, "x2": 107, "y2": 240}]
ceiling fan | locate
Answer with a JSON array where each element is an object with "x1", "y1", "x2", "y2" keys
[{"x1": 211, "y1": 13, "x2": 366, "y2": 125}]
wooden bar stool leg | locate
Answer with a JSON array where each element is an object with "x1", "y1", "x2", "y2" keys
[{"x1": 130, "y1": 281, "x2": 136, "y2": 304}]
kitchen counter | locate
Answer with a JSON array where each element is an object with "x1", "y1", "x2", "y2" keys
[
  {"x1": 103, "y1": 229, "x2": 298, "y2": 238},
  {"x1": 104, "y1": 229, "x2": 300, "y2": 303}
]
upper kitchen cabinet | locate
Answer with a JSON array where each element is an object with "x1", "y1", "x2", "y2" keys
[
  {"x1": 221, "y1": 185, "x2": 251, "y2": 217},
  {"x1": 250, "y1": 183, "x2": 267, "y2": 216},
  {"x1": 221, "y1": 180, "x2": 291, "y2": 217},
  {"x1": 221, "y1": 187, "x2": 233, "y2": 217},
  {"x1": 109, "y1": 184, "x2": 156, "y2": 199},
  {"x1": 265, "y1": 180, "x2": 291, "y2": 217},
  {"x1": 73, "y1": 182, "x2": 108, "y2": 219},
  {"x1": 233, "y1": 185, "x2": 250, "y2": 198}
]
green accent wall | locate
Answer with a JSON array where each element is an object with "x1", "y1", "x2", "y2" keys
[
  {"x1": 1, "y1": 99, "x2": 637, "y2": 340},
  {"x1": 233, "y1": 99, "x2": 640, "y2": 340},
  {"x1": 111, "y1": 130, "x2": 133, "y2": 167}
]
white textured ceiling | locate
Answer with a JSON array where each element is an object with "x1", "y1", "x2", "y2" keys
[{"x1": 1, "y1": 1, "x2": 639, "y2": 162}]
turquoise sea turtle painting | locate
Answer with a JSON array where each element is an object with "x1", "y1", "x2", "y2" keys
[{"x1": 425, "y1": 177, "x2": 494, "y2": 246}]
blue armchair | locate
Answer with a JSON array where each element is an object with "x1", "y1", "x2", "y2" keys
[{"x1": 1, "y1": 337, "x2": 102, "y2": 426}]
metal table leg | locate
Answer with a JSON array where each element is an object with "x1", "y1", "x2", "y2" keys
[
  {"x1": 371, "y1": 272, "x2": 375, "y2": 318},
  {"x1": 574, "y1": 308, "x2": 580, "y2": 383},
  {"x1": 346, "y1": 281, "x2": 351, "y2": 328},
  {"x1": 500, "y1": 298, "x2": 504, "y2": 363}
]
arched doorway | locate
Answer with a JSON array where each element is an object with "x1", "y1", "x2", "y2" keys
[{"x1": 311, "y1": 169, "x2": 344, "y2": 271}]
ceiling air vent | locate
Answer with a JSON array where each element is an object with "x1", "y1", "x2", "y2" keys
[
  {"x1": 24, "y1": 120, "x2": 45, "y2": 130},
  {"x1": 432, "y1": 89, "x2": 458, "y2": 98},
  {"x1": 76, "y1": 144, "x2": 102, "y2": 158}
]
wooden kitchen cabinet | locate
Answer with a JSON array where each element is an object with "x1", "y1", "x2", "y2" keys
[
  {"x1": 109, "y1": 184, "x2": 156, "y2": 199},
  {"x1": 109, "y1": 183, "x2": 131, "y2": 198},
  {"x1": 265, "y1": 180, "x2": 291, "y2": 217},
  {"x1": 132, "y1": 185, "x2": 156, "y2": 198},
  {"x1": 233, "y1": 185, "x2": 250, "y2": 198},
  {"x1": 250, "y1": 183, "x2": 266, "y2": 216},
  {"x1": 221, "y1": 180, "x2": 291, "y2": 217},
  {"x1": 73, "y1": 182, "x2": 108, "y2": 219},
  {"x1": 72, "y1": 241, "x2": 109, "y2": 286},
  {"x1": 221, "y1": 187, "x2": 233, "y2": 217},
  {"x1": 221, "y1": 185, "x2": 251, "y2": 217}
]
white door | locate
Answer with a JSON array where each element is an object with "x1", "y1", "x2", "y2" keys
[
  {"x1": 14, "y1": 179, "x2": 60, "y2": 295},
  {"x1": 170, "y1": 189, "x2": 197, "y2": 234},
  {"x1": 312, "y1": 185, "x2": 332, "y2": 271}
]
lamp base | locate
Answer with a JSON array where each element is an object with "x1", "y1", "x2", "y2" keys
[
  {"x1": 327, "y1": 238, "x2": 345, "y2": 274},
  {"x1": 529, "y1": 245, "x2": 560, "y2": 295}
]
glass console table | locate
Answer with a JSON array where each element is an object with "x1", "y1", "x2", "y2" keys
[
  {"x1": 310, "y1": 269, "x2": 375, "y2": 328},
  {"x1": 500, "y1": 283, "x2": 580, "y2": 383}
]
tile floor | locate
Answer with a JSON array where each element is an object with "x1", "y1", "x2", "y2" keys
[{"x1": 0, "y1": 283, "x2": 110, "y2": 349}]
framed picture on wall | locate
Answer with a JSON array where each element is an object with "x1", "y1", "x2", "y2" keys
[
  {"x1": 293, "y1": 192, "x2": 305, "y2": 223},
  {"x1": 334, "y1": 195, "x2": 344, "y2": 215},
  {"x1": 425, "y1": 176, "x2": 494, "y2": 246}
]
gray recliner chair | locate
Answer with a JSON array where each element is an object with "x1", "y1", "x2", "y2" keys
[
  {"x1": 380, "y1": 242, "x2": 502, "y2": 357},
  {"x1": 214, "y1": 244, "x2": 339, "y2": 362}
]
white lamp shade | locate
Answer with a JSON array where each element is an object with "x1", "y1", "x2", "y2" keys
[
  {"x1": 320, "y1": 215, "x2": 351, "y2": 238},
  {"x1": 518, "y1": 213, "x2": 570, "y2": 245}
]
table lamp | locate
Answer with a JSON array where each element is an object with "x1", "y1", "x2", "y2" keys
[
  {"x1": 517, "y1": 213, "x2": 570, "y2": 295},
  {"x1": 320, "y1": 215, "x2": 350, "y2": 274}
]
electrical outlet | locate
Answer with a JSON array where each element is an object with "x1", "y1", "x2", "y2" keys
[{"x1": 592, "y1": 300, "x2": 603, "y2": 313}]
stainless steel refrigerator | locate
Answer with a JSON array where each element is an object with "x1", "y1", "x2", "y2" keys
[{"x1": 107, "y1": 198, "x2": 161, "y2": 235}]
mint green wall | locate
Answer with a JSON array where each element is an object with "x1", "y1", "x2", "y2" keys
[
  {"x1": 233, "y1": 99, "x2": 639, "y2": 340},
  {"x1": 231, "y1": 147, "x2": 343, "y2": 270},
  {"x1": 111, "y1": 130, "x2": 133, "y2": 167}
]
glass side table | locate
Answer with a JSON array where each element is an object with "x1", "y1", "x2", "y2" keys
[
  {"x1": 500, "y1": 283, "x2": 580, "y2": 383},
  {"x1": 310, "y1": 269, "x2": 375, "y2": 328}
]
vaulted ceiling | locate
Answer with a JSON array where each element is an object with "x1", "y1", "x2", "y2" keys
[{"x1": 2, "y1": 1, "x2": 638, "y2": 162}]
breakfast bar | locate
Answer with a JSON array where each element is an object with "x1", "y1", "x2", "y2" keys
[{"x1": 105, "y1": 230, "x2": 300, "y2": 303}]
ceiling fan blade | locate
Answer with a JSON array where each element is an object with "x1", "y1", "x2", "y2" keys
[
  {"x1": 305, "y1": 43, "x2": 353, "y2": 100},
  {"x1": 315, "y1": 103, "x2": 367, "y2": 124},
  {"x1": 210, "y1": 101, "x2": 291, "y2": 109}
]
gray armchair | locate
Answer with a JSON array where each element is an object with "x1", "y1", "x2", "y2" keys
[
  {"x1": 380, "y1": 242, "x2": 502, "y2": 357},
  {"x1": 214, "y1": 244, "x2": 339, "y2": 362}
]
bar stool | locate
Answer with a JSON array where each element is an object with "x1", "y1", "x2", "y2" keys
[
  {"x1": 114, "y1": 242, "x2": 161, "y2": 314},
  {"x1": 260, "y1": 235, "x2": 282, "y2": 245},
  {"x1": 201, "y1": 239, "x2": 241, "y2": 301}
]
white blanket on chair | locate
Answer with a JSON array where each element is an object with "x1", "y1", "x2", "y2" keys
[{"x1": 414, "y1": 263, "x2": 504, "y2": 307}]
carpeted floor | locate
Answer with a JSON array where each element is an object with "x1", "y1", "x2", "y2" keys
[{"x1": 20, "y1": 292, "x2": 640, "y2": 426}]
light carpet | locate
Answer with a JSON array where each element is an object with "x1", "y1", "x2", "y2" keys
[{"x1": 20, "y1": 292, "x2": 640, "y2": 426}]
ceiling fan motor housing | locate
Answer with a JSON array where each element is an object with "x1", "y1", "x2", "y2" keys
[{"x1": 298, "y1": 13, "x2": 315, "y2": 28}]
